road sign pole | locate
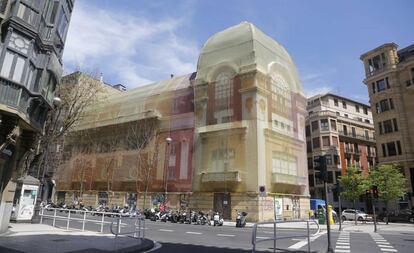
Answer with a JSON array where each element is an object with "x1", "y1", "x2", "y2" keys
[{"x1": 324, "y1": 181, "x2": 334, "y2": 253}]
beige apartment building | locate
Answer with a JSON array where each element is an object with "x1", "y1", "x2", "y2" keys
[
  {"x1": 361, "y1": 43, "x2": 414, "y2": 210},
  {"x1": 306, "y1": 93, "x2": 378, "y2": 212}
]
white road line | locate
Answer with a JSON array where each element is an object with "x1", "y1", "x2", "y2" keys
[
  {"x1": 378, "y1": 245, "x2": 394, "y2": 248},
  {"x1": 337, "y1": 242, "x2": 350, "y2": 245},
  {"x1": 288, "y1": 231, "x2": 326, "y2": 250},
  {"x1": 336, "y1": 246, "x2": 351, "y2": 249},
  {"x1": 256, "y1": 236, "x2": 271, "y2": 239},
  {"x1": 335, "y1": 250, "x2": 351, "y2": 253},
  {"x1": 377, "y1": 242, "x2": 391, "y2": 245},
  {"x1": 159, "y1": 229, "x2": 173, "y2": 232},
  {"x1": 217, "y1": 234, "x2": 236, "y2": 237},
  {"x1": 186, "y1": 231, "x2": 202, "y2": 235},
  {"x1": 380, "y1": 249, "x2": 397, "y2": 252}
]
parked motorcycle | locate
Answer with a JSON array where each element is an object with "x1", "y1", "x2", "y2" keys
[
  {"x1": 236, "y1": 210, "x2": 248, "y2": 228},
  {"x1": 213, "y1": 212, "x2": 224, "y2": 226}
]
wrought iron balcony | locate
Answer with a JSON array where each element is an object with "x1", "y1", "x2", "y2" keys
[
  {"x1": 272, "y1": 173, "x2": 307, "y2": 186},
  {"x1": 201, "y1": 171, "x2": 241, "y2": 183}
]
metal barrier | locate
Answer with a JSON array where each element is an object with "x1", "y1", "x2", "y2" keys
[
  {"x1": 39, "y1": 207, "x2": 142, "y2": 233},
  {"x1": 251, "y1": 220, "x2": 320, "y2": 253},
  {"x1": 110, "y1": 215, "x2": 146, "y2": 239}
]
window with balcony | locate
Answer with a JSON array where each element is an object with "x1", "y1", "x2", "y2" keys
[
  {"x1": 351, "y1": 127, "x2": 356, "y2": 137},
  {"x1": 320, "y1": 119, "x2": 329, "y2": 131},
  {"x1": 0, "y1": 50, "x2": 26, "y2": 83},
  {"x1": 343, "y1": 125, "x2": 348, "y2": 135},
  {"x1": 326, "y1": 155, "x2": 332, "y2": 165},
  {"x1": 211, "y1": 148, "x2": 235, "y2": 172},
  {"x1": 368, "y1": 53, "x2": 387, "y2": 74},
  {"x1": 322, "y1": 136, "x2": 330, "y2": 147},
  {"x1": 311, "y1": 121, "x2": 319, "y2": 132},
  {"x1": 272, "y1": 152, "x2": 297, "y2": 176},
  {"x1": 312, "y1": 137, "x2": 320, "y2": 149}
]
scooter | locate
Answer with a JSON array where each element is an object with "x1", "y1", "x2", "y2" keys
[
  {"x1": 213, "y1": 212, "x2": 224, "y2": 226},
  {"x1": 236, "y1": 210, "x2": 248, "y2": 228}
]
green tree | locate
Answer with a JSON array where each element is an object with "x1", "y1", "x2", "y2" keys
[
  {"x1": 338, "y1": 166, "x2": 368, "y2": 224},
  {"x1": 368, "y1": 164, "x2": 407, "y2": 224}
]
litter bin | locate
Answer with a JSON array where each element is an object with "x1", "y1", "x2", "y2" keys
[{"x1": 317, "y1": 208, "x2": 326, "y2": 224}]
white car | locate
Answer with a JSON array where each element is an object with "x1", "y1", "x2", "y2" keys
[{"x1": 341, "y1": 209, "x2": 368, "y2": 221}]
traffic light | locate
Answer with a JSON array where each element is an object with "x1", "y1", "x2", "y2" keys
[
  {"x1": 372, "y1": 185, "x2": 379, "y2": 199},
  {"x1": 314, "y1": 155, "x2": 328, "y2": 182}
]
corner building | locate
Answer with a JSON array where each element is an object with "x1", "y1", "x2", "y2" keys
[
  {"x1": 55, "y1": 22, "x2": 309, "y2": 221},
  {"x1": 361, "y1": 43, "x2": 414, "y2": 210}
]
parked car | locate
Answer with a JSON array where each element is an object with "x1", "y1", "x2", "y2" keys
[
  {"x1": 378, "y1": 210, "x2": 414, "y2": 223},
  {"x1": 341, "y1": 209, "x2": 368, "y2": 221}
]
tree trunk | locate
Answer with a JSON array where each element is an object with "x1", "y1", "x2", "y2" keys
[
  {"x1": 354, "y1": 200, "x2": 357, "y2": 225},
  {"x1": 385, "y1": 200, "x2": 389, "y2": 225}
]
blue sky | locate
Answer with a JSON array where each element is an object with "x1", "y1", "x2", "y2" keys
[{"x1": 62, "y1": 0, "x2": 413, "y2": 103}]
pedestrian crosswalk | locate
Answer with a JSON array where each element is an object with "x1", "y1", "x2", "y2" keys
[
  {"x1": 370, "y1": 233, "x2": 398, "y2": 252},
  {"x1": 335, "y1": 231, "x2": 351, "y2": 252}
]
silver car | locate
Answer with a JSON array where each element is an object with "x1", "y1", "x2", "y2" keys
[{"x1": 341, "y1": 209, "x2": 368, "y2": 221}]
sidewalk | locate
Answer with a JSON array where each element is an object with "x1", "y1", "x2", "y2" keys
[{"x1": 0, "y1": 223, "x2": 154, "y2": 253}]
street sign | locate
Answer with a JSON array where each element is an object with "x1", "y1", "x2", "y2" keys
[{"x1": 259, "y1": 185, "x2": 266, "y2": 197}]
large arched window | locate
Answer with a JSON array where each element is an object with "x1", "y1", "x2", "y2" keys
[
  {"x1": 215, "y1": 72, "x2": 233, "y2": 109},
  {"x1": 270, "y1": 73, "x2": 291, "y2": 117}
]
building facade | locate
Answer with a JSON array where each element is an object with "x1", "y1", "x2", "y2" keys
[
  {"x1": 0, "y1": 0, "x2": 74, "y2": 233},
  {"x1": 361, "y1": 43, "x2": 414, "y2": 210},
  {"x1": 54, "y1": 22, "x2": 310, "y2": 221},
  {"x1": 306, "y1": 93, "x2": 378, "y2": 212}
]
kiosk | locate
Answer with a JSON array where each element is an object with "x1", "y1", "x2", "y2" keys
[{"x1": 11, "y1": 175, "x2": 40, "y2": 222}]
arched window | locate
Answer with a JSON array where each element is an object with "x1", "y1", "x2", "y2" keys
[{"x1": 215, "y1": 72, "x2": 233, "y2": 109}]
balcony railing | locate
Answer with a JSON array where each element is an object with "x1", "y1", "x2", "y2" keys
[
  {"x1": 338, "y1": 130, "x2": 375, "y2": 142},
  {"x1": 201, "y1": 171, "x2": 241, "y2": 183},
  {"x1": 272, "y1": 173, "x2": 307, "y2": 186}
]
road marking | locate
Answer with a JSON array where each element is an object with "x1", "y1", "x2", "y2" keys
[
  {"x1": 380, "y1": 249, "x2": 397, "y2": 252},
  {"x1": 186, "y1": 231, "x2": 202, "y2": 235},
  {"x1": 379, "y1": 245, "x2": 394, "y2": 248},
  {"x1": 159, "y1": 229, "x2": 174, "y2": 232},
  {"x1": 256, "y1": 236, "x2": 271, "y2": 239},
  {"x1": 288, "y1": 231, "x2": 326, "y2": 249},
  {"x1": 337, "y1": 242, "x2": 350, "y2": 245},
  {"x1": 335, "y1": 231, "x2": 351, "y2": 253},
  {"x1": 370, "y1": 233, "x2": 398, "y2": 252},
  {"x1": 337, "y1": 245, "x2": 351, "y2": 249},
  {"x1": 217, "y1": 234, "x2": 236, "y2": 237},
  {"x1": 335, "y1": 250, "x2": 351, "y2": 253}
]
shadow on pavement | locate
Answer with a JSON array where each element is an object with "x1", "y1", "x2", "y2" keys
[
  {"x1": 153, "y1": 242, "x2": 316, "y2": 253},
  {"x1": 0, "y1": 234, "x2": 154, "y2": 253}
]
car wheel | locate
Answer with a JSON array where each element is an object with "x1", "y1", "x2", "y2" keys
[
  {"x1": 357, "y1": 217, "x2": 363, "y2": 221},
  {"x1": 342, "y1": 216, "x2": 346, "y2": 221}
]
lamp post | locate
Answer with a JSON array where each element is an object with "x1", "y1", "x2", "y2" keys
[
  {"x1": 163, "y1": 137, "x2": 172, "y2": 210},
  {"x1": 32, "y1": 97, "x2": 61, "y2": 223}
]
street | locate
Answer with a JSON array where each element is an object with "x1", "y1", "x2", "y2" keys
[{"x1": 40, "y1": 211, "x2": 414, "y2": 252}]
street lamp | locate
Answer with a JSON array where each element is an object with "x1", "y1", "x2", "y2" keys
[{"x1": 163, "y1": 137, "x2": 172, "y2": 210}]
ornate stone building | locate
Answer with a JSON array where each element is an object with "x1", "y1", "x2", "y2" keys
[
  {"x1": 55, "y1": 22, "x2": 309, "y2": 221},
  {"x1": 361, "y1": 43, "x2": 414, "y2": 210},
  {"x1": 0, "y1": 0, "x2": 74, "y2": 233}
]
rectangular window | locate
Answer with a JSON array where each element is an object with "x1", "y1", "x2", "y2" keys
[
  {"x1": 334, "y1": 99, "x2": 338, "y2": 106},
  {"x1": 13, "y1": 57, "x2": 25, "y2": 82},
  {"x1": 376, "y1": 78, "x2": 388, "y2": 92},
  {"x1": 393, "y1": 118, "x2": 398, "y2": 132},
  {"x1": 372, "y1": 82, "x2": 376, "y2": 94},
  {"x1": 382, "y1": 143, "x2": 387, "y2": 157},
  {"x1": 320, "y1": 119, "x2": 329, "y2": 131},
  {"x1": 0, "y1": 50, "x2": 26, "y2": 83},
  {"x1": 344, "y1": 114, "x2": 348, "y2": 118},
  {"x1": 363, "y1": 107, "x2": 368, "y2": 114},
  {"x1": 378, "y1": 122, "x2": 383, "y2": 135},
  {"x1": 365, "y1": 119, "x2": 370, "y2": 124},
  {"x1": 322, "y1": 136, "x2": 330, "y2": 147},
  {"x1": 57, "y1": 7, "x2": 69, "y2": 38},
  {"x1": 355, "y1": 105, "x2": 360, "y2": 112},
  {"x1": 343, "y1": 125, "x2": 348, "y2": 135},
  {"x1": 330, "y1": 119, "x2": 337, "y2": 131},
  {"x1": 311, "y1": 121, "x2": 319, "y2": 132},
  {"x1": 396, "y1": 141, "x2": 402, "y2": 155},
  {"x1": 365, "y1": 130, "x2": 369, "y2": 140},
  {"x1": 332, "y1": 136, "x2": 339, "y2": 147},
  {"x1": 306, "y1": 141, "x2": 312, "y2": 153},
  {"x1": 383, "y1": 120, "x2": 393, "y2": 133},
  {"x1": 312, "y1": 137, "x2": 320, "y2": 149},
  {"x1": 1, "y1": 51, "x2": 14, "y2": 78},
  {"x1": 351, "y1": 127, "x2": 356, "y2": 137},
  {"x1": 342, "y1": 101, "x2": 347, "y2": 109},
  {"x1": 380, "y1": 99, "x2": 390, "y2": 112},
  {"x1": 17, "y1": 3, "x2": 37, "y2": 25},
  {"x1": 305, "y1": 125, "x2": 311, "y2": 137},
  {"x1": 387, "y1": 142, "x2": 397, "y2": 156},
  {"x1": 326, "y1": 155, "x2": 332, "y2": 165}
]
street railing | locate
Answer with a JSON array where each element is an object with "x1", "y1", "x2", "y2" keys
[
  {"x1": 39, "y1": 207, "x2": 141, "y2": 233},
  {"x1": 110, "y1": 215, "x2": 146, "y2": 239},
  {"x1": 251, "y1": 219, "x2": 320, "y2": 253}
]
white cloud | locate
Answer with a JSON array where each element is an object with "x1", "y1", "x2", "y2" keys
[{"x1": 63, "y1": 2, "x2": 198, "y2": 87}]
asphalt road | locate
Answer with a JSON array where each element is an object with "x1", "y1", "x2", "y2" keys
[{"x1": 40, "y1": 210, "x2": 414, "y2": 253}]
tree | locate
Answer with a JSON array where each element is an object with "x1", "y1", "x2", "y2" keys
[
  {"x1": 126, "y1": 117, "x2": 160, "y2": 210},
  {"x1": 338, "y1": 166, "x2": 368, "y2": 224},
  {"x1": 368, "y1": 164, "x2": 407, "y2": 224}
]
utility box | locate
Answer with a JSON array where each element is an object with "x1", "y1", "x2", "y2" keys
[{"x1": 11, "y1": 175, "x2": 40, "y2": 222}]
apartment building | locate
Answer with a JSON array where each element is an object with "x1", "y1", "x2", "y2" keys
[
  {"x1": 306, "y1": 93, "x2": 377, "y2": 212},
  {"x1": 0, "y1": 0, "x2": 74, "y2": 233},
  {"x1": 361, "y1": 43, "x2": 414, "y2": 210}
]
